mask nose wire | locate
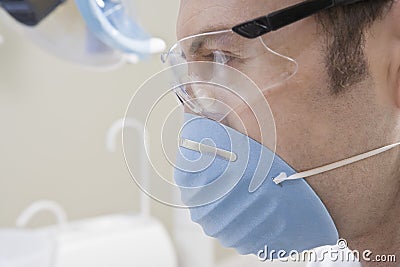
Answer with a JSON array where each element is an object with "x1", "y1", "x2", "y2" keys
[
  {"x1": 273, "y1": 142, "x2": 400, "y2": 185},
  {"x1": 179, "y1": 138, "x2": 238, "y2": 162}
]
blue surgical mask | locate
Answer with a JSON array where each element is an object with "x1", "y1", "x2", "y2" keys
[{"x1": 174, "y1": 113, "x2": 400, "y2": 258}]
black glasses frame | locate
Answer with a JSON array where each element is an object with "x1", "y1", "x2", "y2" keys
[{"x1": 232, "y1": 0, "x2": 365, "y2": 38}]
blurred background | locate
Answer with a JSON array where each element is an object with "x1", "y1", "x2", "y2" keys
[{"x1": 0, "y1": 1, "x2": 304, "y2": 266}]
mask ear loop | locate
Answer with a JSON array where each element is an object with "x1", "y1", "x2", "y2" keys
[{"x1": 273, "y1": 142, "x2": 400, "y2": 185}]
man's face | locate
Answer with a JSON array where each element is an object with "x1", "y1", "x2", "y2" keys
[{"x1": 177, "y1": 0, "x2": 400, "y2": 242}]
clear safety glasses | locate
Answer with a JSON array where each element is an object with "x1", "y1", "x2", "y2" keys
[
  {"x1": 161, "y1": 29, "x2": 298, "y2": 122},
  {"x1": 161, "y1": 0, "x2": 367, "y2": 122}
]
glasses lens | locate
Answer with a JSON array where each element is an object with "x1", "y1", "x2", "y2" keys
[{"x1": 162, "y1": 30, "x2": 298, "y2": 122}]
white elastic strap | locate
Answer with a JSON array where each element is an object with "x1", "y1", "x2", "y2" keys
[{"x1": 273, "y1": 142, "x2": 400, "y2": 185}]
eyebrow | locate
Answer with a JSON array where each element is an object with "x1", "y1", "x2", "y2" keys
[
  {"x1": 196, "y1": 24, "x2": 232, "y2": 36},
  {"x1": 186, "y1": 31, "x2": 235, "y2": 56},
  {"x1": 181, "y1": 23, "x2": 231, "y2": 49}
]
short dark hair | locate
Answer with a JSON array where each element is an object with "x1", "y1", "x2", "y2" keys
[{"x1": 316, "y1": 0, "x2": 393, "y2": 93}]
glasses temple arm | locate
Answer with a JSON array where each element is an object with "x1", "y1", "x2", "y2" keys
[{"x1": 233, "y1": 0, "x2": 364, "y2": 39}]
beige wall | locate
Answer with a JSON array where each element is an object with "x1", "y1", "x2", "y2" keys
[{"x1": 0, "y1": 1, "x2": 179, "y2": 228}]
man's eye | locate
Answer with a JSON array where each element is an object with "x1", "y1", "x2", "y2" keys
[
  {"x1": 185, "y1": 49, "x2": 242, "y2": 64},
  {"x1": 195, "y1": 51, "x2": 238, "y2": 64},
  {"x1": 197, "y1": 52, "x2": 215, "y2": 61}
]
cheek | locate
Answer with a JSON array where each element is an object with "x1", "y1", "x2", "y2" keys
[
  {"x1": 223, "y1": 99, "x2": 276, "y2": 150},
  {"x1": 264, "y1": 57, "x2": 332, "y2": 170}
]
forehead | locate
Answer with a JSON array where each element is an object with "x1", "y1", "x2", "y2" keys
[{"x1": 177, "y1": 0, "x2": 295, "y2": 38}]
